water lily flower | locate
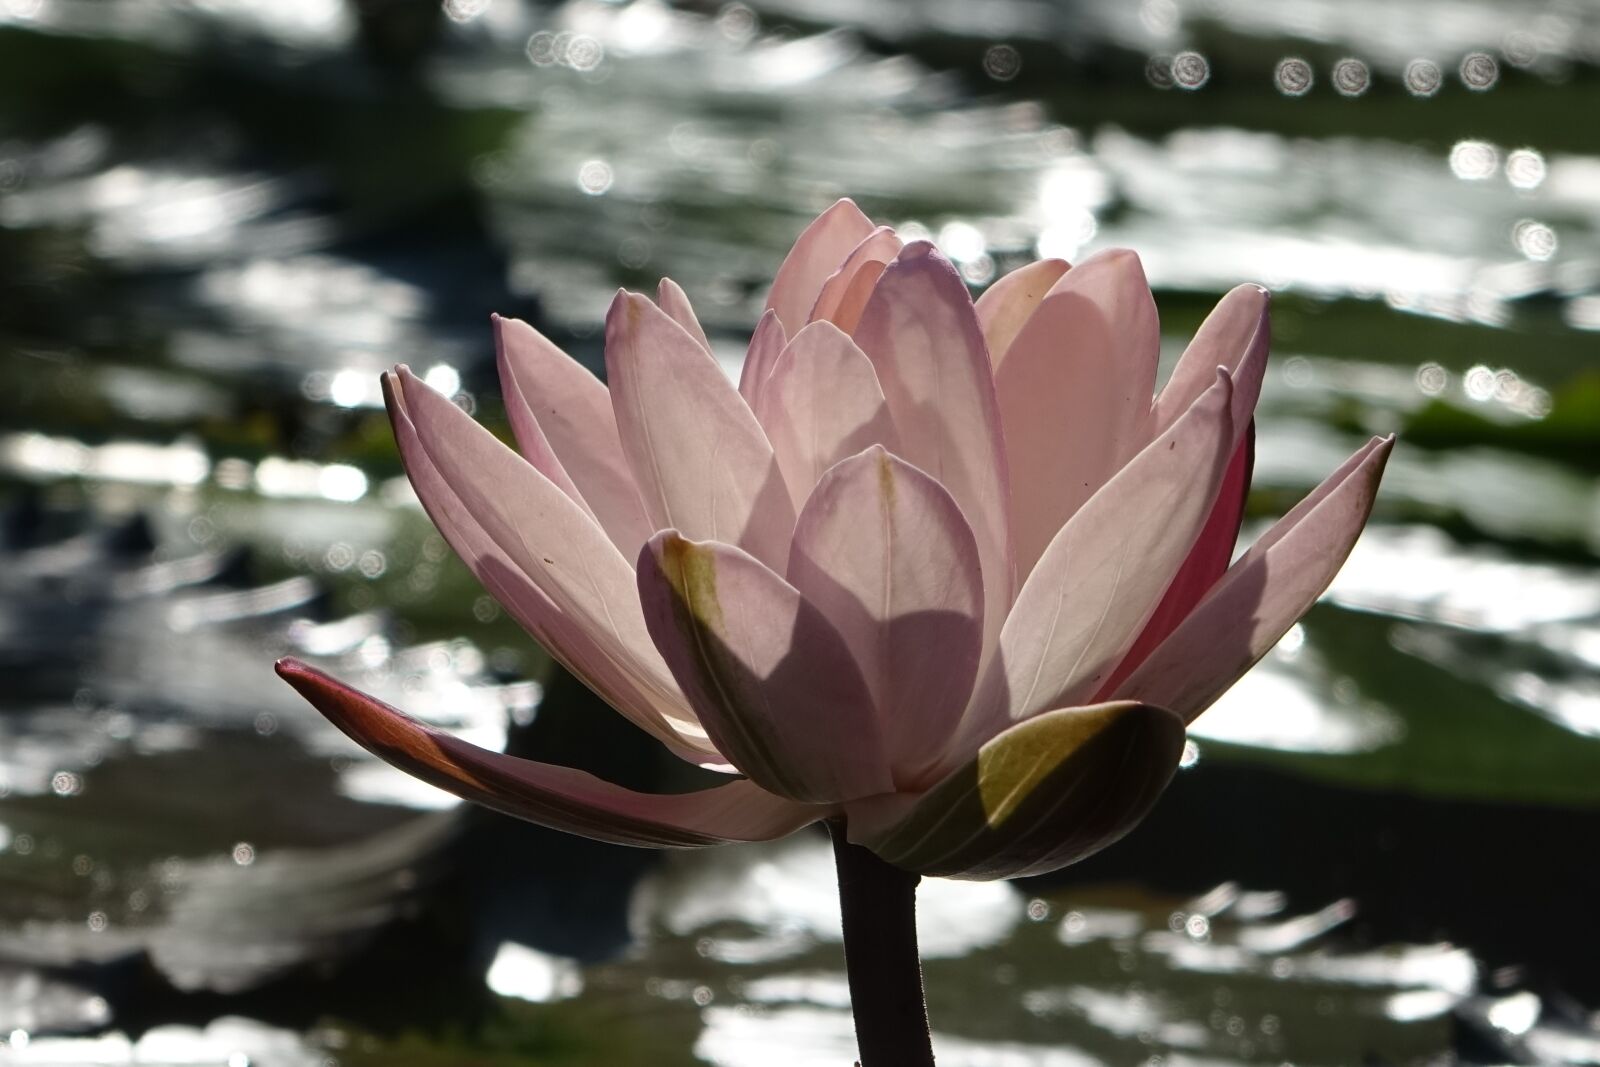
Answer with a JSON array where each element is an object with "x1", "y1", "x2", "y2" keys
[{"x1": 277, "y1": 199, "x2": 1391, "y2": 880}]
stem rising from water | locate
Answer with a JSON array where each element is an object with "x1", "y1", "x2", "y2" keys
[{"x1": 830, "y1": 820, "x2": 935, "y2": 1066}]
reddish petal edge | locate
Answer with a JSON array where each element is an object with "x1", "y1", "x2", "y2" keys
[{"x1": 276, "y1": 658, "x2": 827, "y2": 848}]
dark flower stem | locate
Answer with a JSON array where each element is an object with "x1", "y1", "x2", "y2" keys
[{"x1": 829, "y1": 820, "x2": 935, "y2": 1066}]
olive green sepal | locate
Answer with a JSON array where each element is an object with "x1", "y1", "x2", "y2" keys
[{"x1": 847, "y1": 702, "x2": 1186, "y2": 880}]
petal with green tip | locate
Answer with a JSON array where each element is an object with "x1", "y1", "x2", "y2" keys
[
  {"x1": 845, "y1": 701, "x2": 1185, "y2": 879},
  {"x1": 638, "y1": 532, "x2": 895, "y2": 804}
]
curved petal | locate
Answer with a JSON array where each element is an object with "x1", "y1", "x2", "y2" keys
[
  {"x1": 492, "y1": 315, "x2": 652, "y2": 557},
  {"x1": 605, "y1": 291, "x2": 796, "y2": 569},
  {"x1": 971, "y1": 370, "x2": 1235, "y2": 745},
  {"x1": 753, "y1": 321, "x2": 898, "y2": 510},
  {"x1": 657, "y1": 277, "x2": 712, "y2": 352},
  {"x1": 994, "y1": 248, "x2": 1161, "y2": 578},
  {"x1": 852, "y1": 240, "x2": 1015, "y2": 655},
  {"x1": 738, "y1": 309, "x2": 787, "y2": 408},
  {"x1": 788, "y1": 446, "x2": 983, "y2": 788},
  {"x1": 810, "y1": 226, "x2": 902, "y2": 327},
  {"x1": 277, "y1": 659, "x2": 822, "y2": 847},
  {"x1": 974, "y1": 257, "x2": 1070, "y2": 368},
  {"x1": 823, "y1": 258, "x2": 888, "y2": 336},
  {"x1": 1152, "y1": 284, "x2": 1270, "y2": 437},
  {"x1": 638, "y1": 532, "x2": 895, "y2": 804},
  {"x1": 845, "y1": 701, "x2": 1184, "y2": 879},
  {"x1": 495, "y1": 324, "x2": 594, "y2": 522},
  {"x1": 1097, "y1": 425, "x2": 1254, "y2": 700},
  {"x1": 392, "y1": 367, "x2": 714, "y2": 763},
  {"x1": 1115, "y1": 435, "x2": 1394, "y2": 723},
  {"x1": 765, "y1": 198, "x2": 877, "y2": 335}
]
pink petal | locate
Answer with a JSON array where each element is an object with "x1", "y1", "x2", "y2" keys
[
  {"x1": 1095, "y1": 426, "x2": 1254, "y2": 700},
  {"x1": 638, "y1": 532, "x2": 896, "y2": 804},
  {"x1": 656, "y1": 277, "x2": 712, "y2": 352},
  {"x1": 753, "y1": 321, "x2": 898, "y2": 510},
  {"x1": 844, "y1": 701, "x2": 1184, "y2": 879},
  {"x1": 495, "y1": 323, "x2": 595, "y2": 522},
  {"x1": 1115, "y1": 435, "x2": 1394, "y2": 722},
  {"x1": 974, "y1": 257, "x2": 1070, "y2": 368},
  {"x1": 809, "y1": 226, "x2": 902, "y2": 326},
  {"x1": 993, "y1": 248, "x2": 1161, "y2": 578},
  {"x1": 765, "y1": 199, "x2": 877, "y2": 335},
  {"x1": 738, "y1": 309, "x2": 787, "y2": 408},
  {"x1": 605, "y1": 291, "x2": 796, "y2": 570},
  {"x1": 492, "y1": 315, "x2": 652, "y2": 557},
  {"x1": 788, "y1": 446, "x2": 983, "y2": 788},
  {"x1": 277, "y1": 659, "x2": 823, "y2": 847},
  {"x1": 852, "y1": 241, "x2": 1015, "y2": 656},
  {"x1": 971, "y1": 369, "x2": 1236, "y2": 744},
  {"x1": 1151, "y1": 284, "x2": 1270, "y2": 437},
  {"x1": 824, "y1": 258, "x2": 888, "y2": 336},
  {"x1": 391, "y1": 368, "x2": 716, "y2": 765}
]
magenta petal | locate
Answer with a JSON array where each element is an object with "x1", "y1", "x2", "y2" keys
[
  {"x1": 390, "y1": 368, "x2": 716, "y2": 765},
  {"x1": 974, "y1": 257, "x2": 1070, "y2": 368},
  {"x1": 277, "y1": 660, "x2": 823, "y2": 847},
  {"x1": 1115, "y1": 436, "x2": 1394, "y2": 723},
  {"x1": 993, "y1": 248, "x2": 1161, "y2": 578},
  {"x1": 492, "y1": 315, "x2": 652, "y2": 557},
  {"x1": 606, "y1": 291, "x2": 796, "y2": 570},
  {"x1": 788, "y1": 446, "x2": 983, "y2": 788},
  {"x1": 753, "y1": 321, "x2": 898, "y2": 510},
  {"x1": 638, "y1": 532, "x2": 896, "y2": 804},
  {"x1": 764, "y1": 199, "x2": 877, "y2": 335},
  {"x1": 852, "y1": 241, "x2": 1015, "y2": 655}
]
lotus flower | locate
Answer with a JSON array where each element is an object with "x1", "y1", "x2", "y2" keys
[{"x1": 277, "y1": 199, "x2": 1391, "y2": 880}]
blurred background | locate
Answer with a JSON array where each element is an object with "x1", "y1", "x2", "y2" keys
[{"x1": 1, "y1": 0, "x2": 1598, "y2": 1063}]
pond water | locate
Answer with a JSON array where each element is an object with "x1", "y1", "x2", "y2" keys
[{"x1": 1, "y1": 0, "x2": 1598, "y2": 1063}]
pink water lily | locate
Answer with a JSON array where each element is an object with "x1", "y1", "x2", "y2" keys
[{"x1": 277, "y1": 199, "x2": 1392, "y2": 880}]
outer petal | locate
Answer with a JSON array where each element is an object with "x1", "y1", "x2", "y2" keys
[
  {"x1": 845, "y1": 701, "x2": 1184, "y2": 879},
  {"x1": 765, "y1": 198, "x2": 877, "y2": 335},
  {"x1": 391, "y1": 368, "x2": 714, "y2": 764},
  {"x1": 788, "y1": 446, "x2": 983, "y2": 789},
  {"x1": 1096, "y1": 426, "x2": 1254, "y2": 699},
  {"x1": 738, "y1": 309, "x2": 787, "y2": 408},
  {"x1": 495, "y1": 324, "x2": 594, "y2": 521},
  {"x1": 606, "y1": 291, "x2": 796, "y2": 570},
  {"x1": 492, "y1": 315, "x2": 652, "y2": 557},
  {"x1": 656, "y1": 277, "x2": 712, "y2": 352},
  {"x1": 1151, "y1": 284, "x2": 1270, "y2": 437},
  {"x1": 852, "y1": 241, "x2": 1015, "y2": 655},
  {"x1": 1115, "y1": 435, "x2": 1394, "y2": 722},
  {"x1": 994, "y1": 249, "x2": 1161, "y2": 578},
  {"x1": 974, "y1": 257, "x2": 1070, "y2": 368},
  {"x1": 638, "y1": 532, "x2": 896, "y2": 804},
  {"x1": 1093, "y1": 287, "x2": 1273, "y2": 694},
  {"x1": 972, "y1": 370, "x2": 1235, "y2": 742},
  {"x1": 277, "y1": 660, "x2": 822, "y2": 847},
  {"x1": 809, "y1": 226, "x2": 902, "y2": 327},
  {"x1": 754, "y1": 321, "x2": 898, "y2": 510}
]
